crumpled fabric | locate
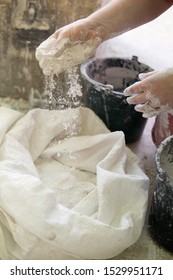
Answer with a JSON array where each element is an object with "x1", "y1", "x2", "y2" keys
[{"x1": 0, "y1": 106, "x2": 149, "y2": 260}]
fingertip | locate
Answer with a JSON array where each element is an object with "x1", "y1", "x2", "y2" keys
[
  {"x1": 138, "y1": 70, "x2": 158, "y2": 81},
  {"x1": 123, "y1": 88, "x2": 130, "y2": 96},
  {"x1": 138, "y1": 73, "x2": 146, "y2": 80},
  {"x1": 52, "y1": 31, "x2": 59, "y2": 39},
  {"x1": 123, "y1": 85, "x2": 134, "y2": 96},
  {"x1": 135, "y1": 104, "x2": 159, "y2": 118},
  {"x1": 124, "y1": 81, "x2": 143, "y2": 95},
  {"x1": 134, "y1": 104, "x2": 144, "y2": 112},
  {"x1": 35, "y1": 49, "x2": 41, "y2": 61},
  {"x1": 126, "y1": 97, "x2": 135, "y2": 104},
  {"x1": 142, "y1": 112, "x2": 149, "y2": 118}
]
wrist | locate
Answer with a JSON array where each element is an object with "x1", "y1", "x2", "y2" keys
[{"x1": 86, "y1": 16, "x2": 111, "y2": 41}]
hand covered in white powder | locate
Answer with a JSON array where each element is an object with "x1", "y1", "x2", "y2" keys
[
  {"x1": 53, "y1": 18, "x2": 107, "y2": 45},
  {"x1": 124, "y1": 68, "x2": 173, "y2": 118},
  {"x1": 35, "y1": 18, "x2": 106, "y2": 76}
]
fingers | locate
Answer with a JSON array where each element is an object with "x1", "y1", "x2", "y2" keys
[
  {"x1": 127, "y1": 92, "x2": 146, "y2": 105},
  {"x1": 135, "y1": 102, "x2": 161, "y2": 118},
  {"x1": 123, "y1": 78, "x2": 161, "y2": 118},
  {"x1": 126, "y1": 91, "x2": 160, "y2": 118},
  {"x1": 138, "y1": 70, "x2": 158, "y2": 80},
  {"x1": 124, "y1": 80, "x2": 148, "y2": 107},
  {"x1": 52, "y1": 30, "x2": 60, "y2": 39},
  {"x1": 123, "y1": 69, "x2": 173, "y2": 117},
  {"x1": 123, "y1": 81, "x2": 144, "y2": 96}
]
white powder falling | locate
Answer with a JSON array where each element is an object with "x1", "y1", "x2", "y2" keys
[
  {"x1": 35, "y1": 35, "x2": 102, "y2": 109},
  {"x1": 35, "y1": 36, "x2": 102, "y2": 142},
  {"x1": 65, "y1": 67, "x2": 83, "y2": 107},
  {"x1": 39, "y1": 67, "x2": 83, "y2": 110}
]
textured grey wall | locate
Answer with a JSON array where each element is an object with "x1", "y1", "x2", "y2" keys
[{"x1": 0, "y1": 0, "x2": 99, "y2": 99}]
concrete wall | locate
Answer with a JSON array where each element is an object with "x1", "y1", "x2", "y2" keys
[{"x1": 0, "y1": 0, "x2": 99, "y2": 99}]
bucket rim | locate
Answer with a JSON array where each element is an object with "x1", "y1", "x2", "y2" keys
[
  {"x1": 80, "y1": 56, "x2": 153, "y2": 97},
  {"x1": 155, "y1": 135, "x2": 173, "y2": 180},
  {"x1": 80, "y1": 58, "x2": 123, "y2": 96}
]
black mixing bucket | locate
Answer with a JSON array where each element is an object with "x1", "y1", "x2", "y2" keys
[
  {"x1": 80, "y1": 56, "x2": 153, "y2": 143},
  {"x1": 149, "y1": 135, "x2": 173, "y2": 252}
]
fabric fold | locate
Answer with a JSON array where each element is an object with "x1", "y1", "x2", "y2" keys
[{"x1": 0, "y1": 106, "x2": 149, "y2": 260}]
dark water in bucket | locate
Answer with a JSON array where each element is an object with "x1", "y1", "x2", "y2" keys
[
  {"x1": 80, "y1": 56, "x2": 153, "y2": 143},
  {"x1": 149, "y1": 135, "x2": 173, "y2": 252}
]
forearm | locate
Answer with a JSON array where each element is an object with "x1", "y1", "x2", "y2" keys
[{"x1": 88, "y1": 0, "x2": 172, "y2": 40}]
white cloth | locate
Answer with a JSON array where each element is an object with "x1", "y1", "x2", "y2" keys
[{"x1": 0, "y1": 106, "x2": 149, "y2": 260}]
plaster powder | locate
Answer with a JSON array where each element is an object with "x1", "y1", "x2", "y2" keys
[
  {"x1": 35, "y1": 36, "x2": 102, "y2": 109},
  {"x1": 36, "y1": 36, "x2": 101, "y2": 76},
  {"x1": 36, "y1": 158, "x2": 96, "y2": 210}
]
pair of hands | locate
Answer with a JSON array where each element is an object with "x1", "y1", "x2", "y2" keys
[{"x1": 37, "y1": 18, "x2": 173, "y2": 118}]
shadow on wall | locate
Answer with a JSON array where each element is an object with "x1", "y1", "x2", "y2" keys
[{"x1": 0, "y1": 0, "x2": 99, "y2": 99}]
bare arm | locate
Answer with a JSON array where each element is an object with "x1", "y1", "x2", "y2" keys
[
  {"x1": 52, "y1": 0, "x2": 172, "y2": 43},
  {"x1": 36, "y1": 0, "x2": 172, "y2": 77},
  {"x1": 88, "y1": 0, "x2": 172, "y2": 40}
]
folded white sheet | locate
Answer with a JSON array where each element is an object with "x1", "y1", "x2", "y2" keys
[{"x1": 0, "y1": 106, "x2": 149, "y2": 259}]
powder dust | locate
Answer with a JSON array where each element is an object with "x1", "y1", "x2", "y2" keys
[
  {"x1": 41, "y1": 66, "x2": 83, "y2": 111},
  {"x1": 35, "y1": 35, "x2": 102, "y2": 110},
  {"x1": 34, "y1": 36, "x2": 102, "y2": 149}
]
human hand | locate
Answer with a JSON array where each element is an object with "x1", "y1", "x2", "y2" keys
[
  {"x1": 52, "y1": 17, "x2": 107, "y2": 45},
  {"x1": 35, "y1": 18, "x2": 106, "y2": 76},
  {"x1": 124, "y1": 68, "x2": 173, "y2": 118}
]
